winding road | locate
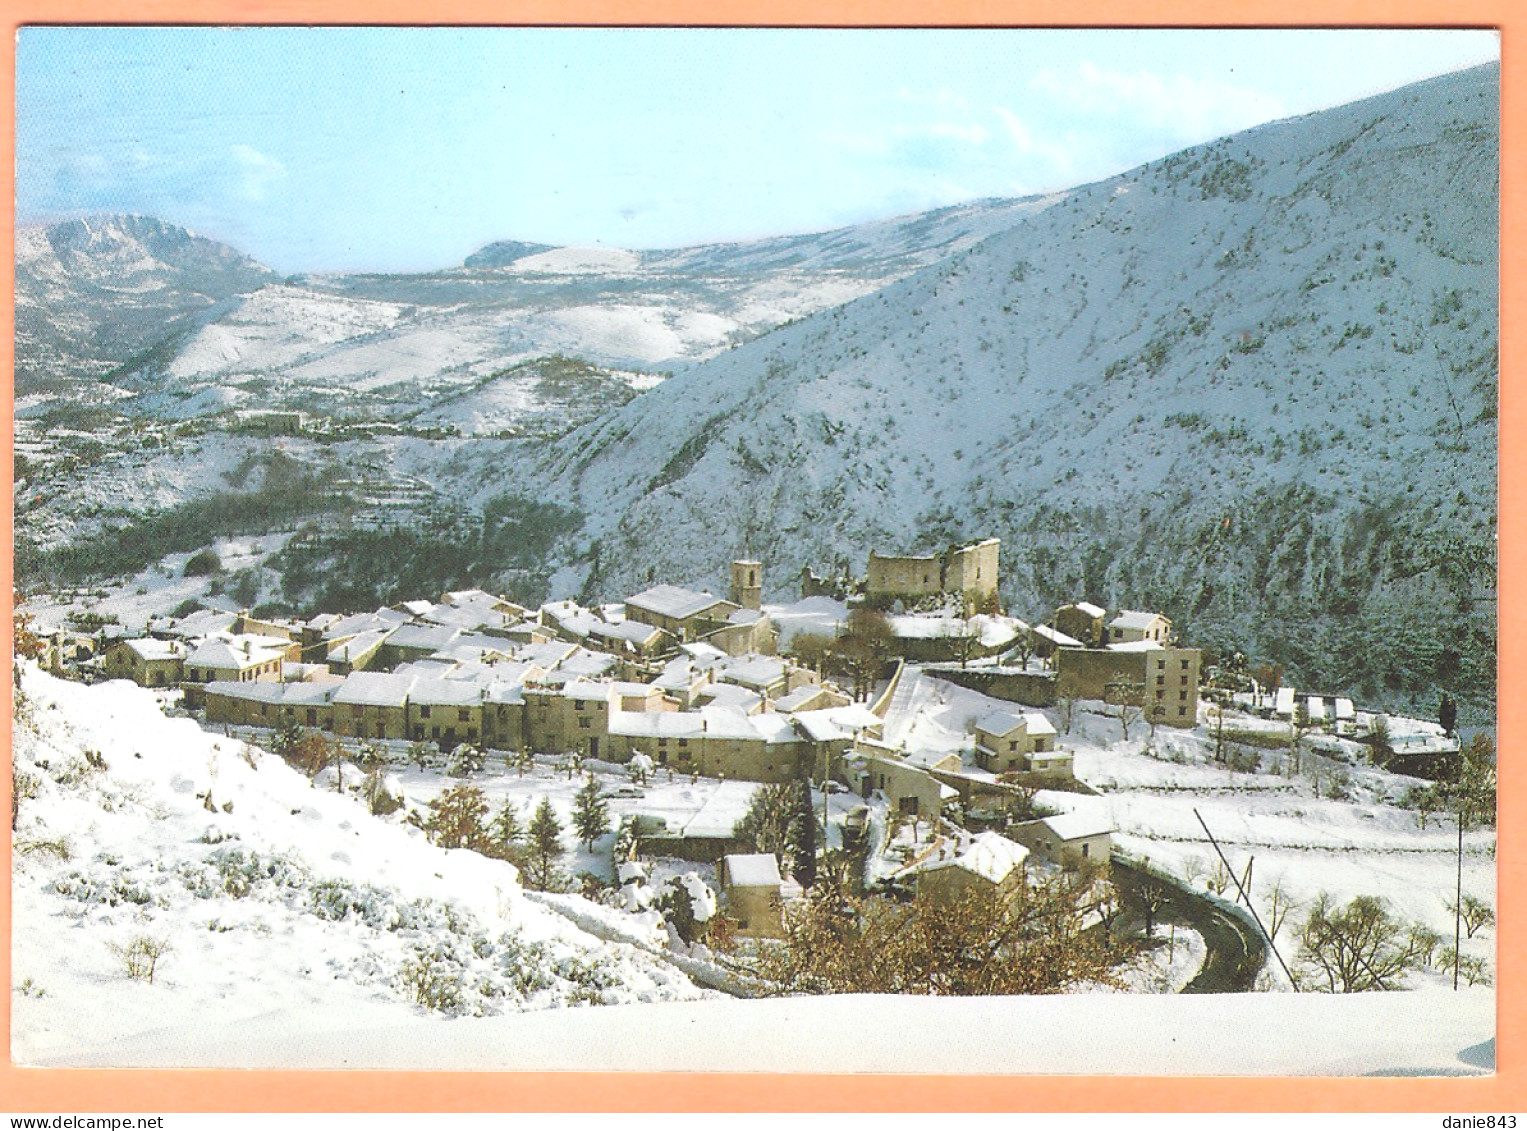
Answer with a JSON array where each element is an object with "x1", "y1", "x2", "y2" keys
[{"x1": 1112, "y1": 861, "x2": 1270, "y2": 993}]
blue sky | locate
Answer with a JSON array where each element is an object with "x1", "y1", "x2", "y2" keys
[{"x1": 16, "y1": 27, "x2": 1499, "y2": 274}]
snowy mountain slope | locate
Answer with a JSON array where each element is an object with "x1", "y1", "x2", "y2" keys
[
  {"x1": 14, "y1": 215, "x2": 278, "y2": 394},
  {"x1": 516, "y1": 63, "x2": 1497, "y2": 711},
  {"x1": 11, "y1": 666, "x2": 710, "y2": 1064}
]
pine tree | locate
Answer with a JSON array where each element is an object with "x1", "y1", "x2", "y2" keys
[
  {"x1": 424, "y1": 783, "x2": 489, "y2": 850},
  {"x1": 788, "y1": 777, "x2": 818, "y2": 888},
  {"x1": 572, "y1": 774, "x2": 611, "y2": 851},
  {"x1": 485, "y1": 798, "x2": 524, "y2": 862},
  {"x1": 524, "y1": 796, "x2": 564, "y2": 891}
]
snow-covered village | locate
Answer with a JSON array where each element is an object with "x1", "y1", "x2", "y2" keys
[
  {"x1": 11, "y1": 31, "x2": 1498, "y2": 1081},
  {"x1": 12, "y1": 532, "x2": 1497, "y2": 1071}
]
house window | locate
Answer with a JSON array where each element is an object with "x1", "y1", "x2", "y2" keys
[
  {"x1": 351, "y1": 705, "x2": 363, "y2": 717},
  {"x1": 420, "y1": 706, "x2": 431, "y2": 718},
  {"x1": 678, "y1": 738, "x2": 689, "y2": 748},
  {"x1": 1180, "y1": 690, "x2": 1188, "y2": 700},
  {"x1": 307, "y1": 710, "x2": 317, "y2": 725},
  {"x1": 578, "y1": 718, "x2": 591, "y2": 729},
  {"x1": 1155, "y1": 689, "x2": 1164, "y2": 701},
  {"x1": 1157, "y1": 674, "x2": 1165, "y2": 685},
  {"x1": 459, "y1": 709, "x2": 470, "y2": 722},
  {"x1": 1181, "y1": 659, "x2": 1190, "y2": 670},
  {"x1": 1082, "y1": 843, "x2": 1090, "y2": 858},
  {"x1": 658, "y1": 737, "x2": 669, "y2": 747}
]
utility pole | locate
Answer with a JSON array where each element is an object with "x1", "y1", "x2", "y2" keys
[{"x1": 1454, "y1": 801, "x2": 1465, "y2": 991}]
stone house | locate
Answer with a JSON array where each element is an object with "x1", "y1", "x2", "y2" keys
[
  {"x1": 407, "y1": 674, "x2": 484, "y2": 749},
  {"x1": 588, "y1": 619, "x2": 672, "y2": 657},
  {"x1": 1053, "y1": 601, "x2": 1107, "y2": 649},
  {"x1": 204, "y1": 680, "x2": 337, "y2": 731},
  {"x1": 522, "y1": 680, "x2": 614, "y2": 759},
  {"x1": 1055, "y1": 644, "x2": 1202, "y2": 728},
  {"x1": 102, "y1": 638, "x2": 186, "y2": 687},
  {"x1": 323, "y1": 629, "x2": 392, "y2": 675},
  {"x1": 377, "y1": 623, "x2": 463, "y2": 668},
  {"x1": 624, "y1": 585, "x2": 734, "y2": 643},
  {"x1": 906, "y1": 831, "x2": 1029, "y2": 906},
  {"x1": 1008, "y1": 811, "x2": 1113, "y2": 869},
  {"x1": 232, "y1": 611, "x2": 297, "y2": 642},
  {"x1": 1106, "y1": 610, "x2": 1173, "y2": 645},
  {"x1": 183, "y1": 635, "x2": 292, "y2": 684},
  {"x1": 331, "y1": 672, "x2": 416, "y2": 741},
  {"x1": 700, "y1": 608, "x2": 778, "y2": 657},
  {"x1": 973, "y1": 711, "x2": 1064, "y2": 776},
  {"x1": 718, "y1": 853, "x2": 785, "y2": 938},
  {"x1": 845, "y1": 749, "x2": 954, "y2": 818}
]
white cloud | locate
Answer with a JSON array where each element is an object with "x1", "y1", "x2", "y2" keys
[
  {"x1": 992, "y1": 106, "x2": 1077, "y2": 180},
  {"x1": 229, "y1": 144, "x2": 286, "y2": 203}
]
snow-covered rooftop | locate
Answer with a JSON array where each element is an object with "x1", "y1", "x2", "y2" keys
[
  {"x1": 625, "y1": 585, "x2": 725, "y2": 622},
  {"x1": 331, "y1": 672, "x2": 417, "y2": 707},
  {"x1": 1025, "y1": 712, "x2": 1057, "y2": 736},
  {"x1": 1032, "y1": 623, "x2": 1084, "y2": 647},
  {"x1": 718, "y1": 655, "x2": 785, "y2": 689},
  {"x1": 773, "y1": 684, "x2": 828, "y2": 713},
  {"x1": 927, "y1": 831, "x2": 1029, "y2": 884},
  {"x1": 590, "y1": 619, "x2": 665, "y2": 644},
  {"x1": 1109, "y1": 609, "x2": 1167, "y2": 630},
  {"x1": 386, "y1": 623, "x2": 462, "y2": 652},
  {"x1": 120, "y1": 638, "x2": 185, "y2": 661},
  {"x1": 1042, "y1": 811, "x2": 1114, "y2": 842},
  {"x1": 409, "y1": 675, "x2": 484, "y2": 707},
  {"x1": 608, "y1": 711, "x2": 706, "y2": 740},
  {"x1": 977, "y1": 711, "x2": 1027, "y2": 737},
  {"x1": 722, "y1": 853, "x2": 782, "y2": 889},
  {"x1": 185, "y1": 635, "x2": 287, "y2": 670}
]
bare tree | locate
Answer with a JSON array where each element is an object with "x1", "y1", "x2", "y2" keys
[
  {"x1": 1105, "y1": 681, "x2": 1145, "y2": 742},
  {"x1": 1265, "y1": 875, "x2": 1298, "y2": 943},
  {"x1": 1295, "y1": 893, "x2": 1435, "y2": 992},
  {"x1": 1211, "y1": 700, "x2": 1228, "y2": 763},
  {"x1": 757, "y1": 871, "x2": 1122, "y2": 995},
  {"x1": 1055, "y1": 671, "x2": 1080, "y2": 736},
  {"x1": 1134, "y1": 873, "x2": 1173, "y2": 938}
]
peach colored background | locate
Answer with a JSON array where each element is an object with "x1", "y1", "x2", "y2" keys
[{"x1": 1, "y1": 2, "x2": 1518, "y2": 1112}]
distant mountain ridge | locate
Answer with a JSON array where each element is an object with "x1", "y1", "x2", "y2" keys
[
  {"x1": 15, "y1": 214, "x2": 278, "y2": 393},
  {"x1": 16, "y1": 194, "x2": 1060, "y2": 417}
]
